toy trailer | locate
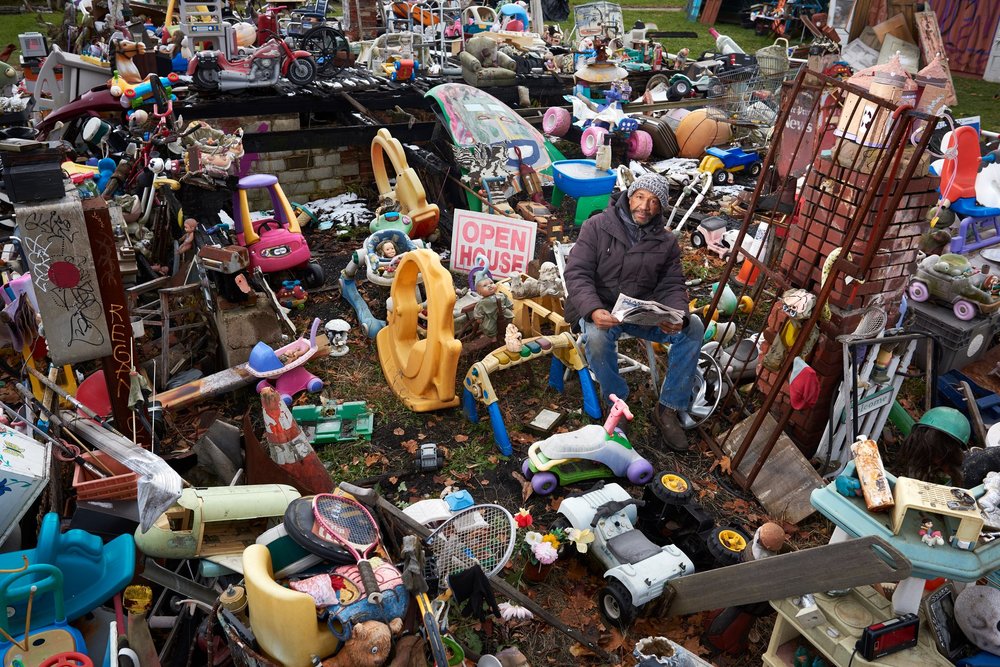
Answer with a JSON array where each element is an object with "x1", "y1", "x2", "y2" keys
[{"x1": 291, "y1": 401, "x2": 375, "y2": 444}]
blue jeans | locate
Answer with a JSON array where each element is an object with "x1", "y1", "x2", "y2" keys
[{"x1": 580, "y1": 316, "x2": 705, "y2": 411}]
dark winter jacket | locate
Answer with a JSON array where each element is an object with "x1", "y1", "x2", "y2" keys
[{"x1": 563, "y1": 192, "x2": 689, "y2": 327}]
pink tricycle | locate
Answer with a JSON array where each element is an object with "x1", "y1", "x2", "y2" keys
[
  {"x1": 234, "y1": 174, "x2": 325, "y2": 288},
  {"x1": 248, "y1": 318, "x2": 324, "y2": 405}
]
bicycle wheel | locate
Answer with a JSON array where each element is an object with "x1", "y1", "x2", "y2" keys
[{"x1": 300, "y1": 25, "x2": 352, "y2": 75}]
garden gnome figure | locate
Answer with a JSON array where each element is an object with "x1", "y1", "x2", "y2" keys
[
  {"x1": 744, "y1": 521, "x2": 786, "y2": 562},
  {"x1": 325, "y1": 319, "x2": 351, "y2": 357}
]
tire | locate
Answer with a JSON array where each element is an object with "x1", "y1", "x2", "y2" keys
[
  {"x1": 192, "y1": 65, "x2": 221, "y2": 90},
  {"x1": 713, "y1": 169, "x2": 729, "y2": 186},
  {"x1": 691, "y1": 231, "x2": 706, "y2": 248},
  {"x1": 749, "y1": 163, "x2": 762, "y2": 176},
  {"x1": 668, "y1": 80, "x2": 691, "y2": 100},
  {"x1": 706, "y1": 77, "x2": 725, "y2": 98},
  {"x1": 542, "y1": 107, "x2": 572, "y2": 137},
  {"x1": 650, "y1": 471, "x2": 694, "y2": 504},
  {"x1": 302, "y1": 260, "x2": 325, "y2": 288},
  {"x1": 707, "y1": 526, "x2": 750, "y2": 566},
  {"x1": 286, "y1": 56, "x2": 318, "y2": 86},
  {"x1": 644, "y1": 73, "x2": 671, "y2": 96},
  {"x1": 531, "y1": 471, "x2": 559, "y2": 495},
  {"x1": 521, "y1": 458, "x2": 534, "y2": 480},
  {"x1": 626, "y1": 458, "x2": 655, "y2": 485},
  {"x1": 580, "y1": 126, "x2": 608, "y2": 157},
  {"x1": 953, "y1": 300, "x2": 977, "y2": 321},
  {"x1": 549, "y1": 516, "x2": 571, "y2": 535},
  {"x1": 626, "y1": 130, "x2": 653, "y2": 161},
  {"x1": 907, "y1": 281, "x2": 930, "y2": 302},
  {"x1": 300, "y1": 26, "x2": 352, "y2": 74},
  {"x1": 598, "y1": 579, "x2": 638, "y2": 628}
]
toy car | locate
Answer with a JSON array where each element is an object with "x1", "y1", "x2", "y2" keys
[
  {"x1": 664, "y1": 71, "x2": 724, "y2": 100},
  {"x1": 698, "y1": 146, "x2": 763, "y2": 185},
  {"x1": 521, "y1": 395, "x2": 654, "y2": 494},
  {"x1": 908, "y1": 253, "x2": 1000, "y2": 321},
  {"x1": 690, "y1": 216, "x2": 767, "y2": 262},
  {"x1": 555, "y1": 481, "x2": 694, "y2": 627}
]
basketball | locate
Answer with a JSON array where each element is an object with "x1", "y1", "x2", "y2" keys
[{"x1": 675, "y1": 109, "x2": 732, "y2": 158}]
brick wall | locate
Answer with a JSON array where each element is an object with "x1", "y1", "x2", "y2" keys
[
  {"x1": 756, "y1": 154, "x2": 939, "y2": 456},
  {"x1": 207, "y1": 113, "x2": 376, "y2": 208},
  {"x1": 342, "y1": 1, "x2": 380, "y2": 41}
]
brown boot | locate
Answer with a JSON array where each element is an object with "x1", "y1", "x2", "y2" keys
[{"x1": 652, "y1": 403, "x2": 689, "y2": 451}]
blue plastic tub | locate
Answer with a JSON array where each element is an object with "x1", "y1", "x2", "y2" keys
[{"x1": 552, "y1": 160, "x2": 616, "y2": 199}]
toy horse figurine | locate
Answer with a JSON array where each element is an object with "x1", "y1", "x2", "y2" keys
[
  {"x1": 919, "y1": 519, "x2": 945, "y2": 547},
  {"x1": 110, "y1": 38, "x2": 145, "y2": 84}
]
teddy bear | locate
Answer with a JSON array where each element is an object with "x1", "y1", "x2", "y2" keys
[{"x1": 321, "y1": 618, "x2": 402, "y2": 667}]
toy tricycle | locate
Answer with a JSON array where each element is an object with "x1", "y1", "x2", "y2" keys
[
  {"x1": 541, "y1": 83, "x2": 654, "y2": 160},
  {"x1": 555, "y1": 481, "x2": 694, "y2": 627},
  {"x1": 234, "y1": 173, "x2": 325, "y2": 288},
  {"x1": 698, "y1": 146, "x2": 763, "y2": 185},
  {"x1": 521, "y1": 394, "x2": 655, "y2": 494}
]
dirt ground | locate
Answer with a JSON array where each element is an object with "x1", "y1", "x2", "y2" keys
[{"x1": 160, "y1": 202, "x2": 836, "y2": 666}]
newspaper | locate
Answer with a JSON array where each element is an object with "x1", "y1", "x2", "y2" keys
[{"x1": 611, "y1": 293, "x2": 687, "y2": 327}]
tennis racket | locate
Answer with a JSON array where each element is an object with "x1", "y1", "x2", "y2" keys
[
  {"x1": 425, "y1": 504, "x2": 517, "y2": 586},
  {"x1": 312, "y1": 493, "x2": 384, "y2": 604}
]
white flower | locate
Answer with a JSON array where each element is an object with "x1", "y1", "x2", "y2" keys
[
  {"x1": 524, "y1": 531, "x2": 543, "y2": 547},
  {"x1": 498, "y1": 602, "x2": 534, "y2": 621},
  {"x1": 566, "y1": 528, "x2": 595, "y2": 553}
]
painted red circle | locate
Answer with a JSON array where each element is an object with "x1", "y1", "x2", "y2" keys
[{"x1": 48, "y1": 261, "x2": 81, "y2": 289}]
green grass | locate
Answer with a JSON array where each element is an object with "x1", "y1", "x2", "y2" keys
[{"x1": 1, "y1": 12, "x2": 61, "y2": 63}]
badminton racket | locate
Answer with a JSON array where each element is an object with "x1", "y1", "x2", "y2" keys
[{"x1": 312, "y1": 493, "x2": 384, "y2": 604}]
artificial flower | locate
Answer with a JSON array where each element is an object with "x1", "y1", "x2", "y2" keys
[
  {"x1": 498, "y1": 602, "x2": 534, "y2": 621},
  {"x1": 515, "y1": 508, "x2": 533, "y2": 529},
  {"x1": 524, "y1": 531, "x2": 543, "y2": 547},
  {"x1": 541, "y1": 533, "x2": 561, "y2": 551},
  {"x1": 566, "y1": 527, "x2": 595, "y2": 553},
  {"x1": 532, "y1": 540, "x2": 558, "y2": 565}
]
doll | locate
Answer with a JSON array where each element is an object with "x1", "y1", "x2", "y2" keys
[{"x1": 470, "y1": 265, "x2": 513, "y2": 339}]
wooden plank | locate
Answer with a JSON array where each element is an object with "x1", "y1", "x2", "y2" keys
[
  {"x1": 915, "y1": 10, "x2": 957, "y2": 105},
  {"x1": 722, "y1": 410, "x2": 826, "y2": 524},
  {"x1": 16, "y1": 191, "x2": 113, "y2": 365},
  {"x1": 660, "y1": 535, "x2": 910, "y2": 616},
  {"x1": 699, "y1": 0, "x2": 721, "y2": 26}
]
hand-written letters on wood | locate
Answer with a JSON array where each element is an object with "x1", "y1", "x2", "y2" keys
[{"x1": 17, "y1": 193, "x2": 112, "y2": 364}]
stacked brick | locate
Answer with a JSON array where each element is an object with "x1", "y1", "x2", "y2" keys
[
  {"x1": 755, "y1": 153, "x2": 939, "y2": 455},
  {"x1": 343, "y1": 2, "x2": 381, "y2": 41}
]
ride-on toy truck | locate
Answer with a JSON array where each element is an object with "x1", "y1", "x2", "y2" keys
[
  {"x1": 698, "y1": 146, "x2": 763, "y2": 185},
  {"x1": 521, "y1": 395, "x2": 654, "y2": 495},
  {"x1": 555, "y1": 481, "x2": 694, "y2": 627}
]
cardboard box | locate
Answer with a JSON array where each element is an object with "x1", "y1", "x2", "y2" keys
[{"x1": 0, "y1": 426, "x2": 51, "y2": 544}]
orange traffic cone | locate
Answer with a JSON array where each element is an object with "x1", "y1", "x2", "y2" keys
[{"x1": 260, "y1": 387, "x2": 333, "y2": 495}]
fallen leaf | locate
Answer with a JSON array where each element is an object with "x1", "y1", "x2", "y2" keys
[
  {"x1": 417, "y1": 432, "x2": 426, "y2": 440},
  {"x1": 393, "y1": 427, "x2": 405, "y2": 436},
  {"x1": 400, "y1": 439, "x2": 419, "y2": 455},
  {"x1": 682, "y1": 636, "x2": 710, "y2": 656},
  {"x1": 480, "y1": 479, "x2": 490, "y2": 486},
  {"x1": 599, "y1": 627, "x2": 625, "y2": 652},
  {"x1": 488, "y1": 455, "x2": 499, "y2": 464},
  {"x1": 512, "y1": 471, "x2": 534, "y2": 502},
  {"x1": 546, "y1": 497, "x2": 562, "y2": 513},
  {"x1": 709, "y1": 455, "x2": 732, "y2": 475},
  {"x1": 388, "y1": 476, "x2": 398, "y2": 485},
  {"x1": 454, "y1": 434, "x2": 469, "y2": 443},
  {"x1": 364, "y1": 453, "x2": 382, "y2": 466},
  {"x1": 568, "y1": 644, "x2": 595, "y2": 658}
]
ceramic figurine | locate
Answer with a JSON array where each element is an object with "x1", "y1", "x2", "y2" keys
[
  {"x1": 325, "y1": 319, "x2": 351, "y2": 357},
  {"x1": 505, "y1": 323, "x2": 522, "y2": 352},
  {"x1": 744, "y1": 522, "x2": 786, "y2": 562},
  {"x1": 919, "y1": 518, "x2": 945, "y2": 547}
]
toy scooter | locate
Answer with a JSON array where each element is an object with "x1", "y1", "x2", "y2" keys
[
  {"x1": 248, "y1": 318, "x2": 325, "y2": 405},
  {"x1": 521, "y1": 394, "x2": 654, "y2": 494},
  {"x1": 234, "y1": 174, "x2": 325, "y2": 287},
  {"x1": 187, "y1": 36, "x2": 317, "y2": 92}
]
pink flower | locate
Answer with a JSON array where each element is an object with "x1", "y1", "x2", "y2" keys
[
  {"x1": 515, "y1": 508, "x2": 533, "y2": 529},
  {"x1": 532, "y1": 540, "x2": 558, "y2": 565}
]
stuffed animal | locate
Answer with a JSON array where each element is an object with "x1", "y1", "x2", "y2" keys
[
  {"x1": 322, "y1": 618, "x2": 402, "y2": 667},
  {"x1": 956, "y1": 585, "x2": 1000, "y2": 655}
]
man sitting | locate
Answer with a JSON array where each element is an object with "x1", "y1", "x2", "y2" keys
[{"x1": 564, "y1": 173, "x2": 703, "y2": 451}]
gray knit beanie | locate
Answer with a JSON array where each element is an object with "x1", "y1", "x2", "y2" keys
[{"x1": 627, "y1": 173, "x2": 671, "y2": 211}]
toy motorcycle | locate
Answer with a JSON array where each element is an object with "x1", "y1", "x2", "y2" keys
[{"x1": 187, "y1": 36, "x2": 317, "y2": 92}]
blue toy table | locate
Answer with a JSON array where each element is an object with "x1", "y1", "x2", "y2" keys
[
  {"x1": 551, "y1": 160, "x2": 616, "y2": 227},
  {"x1": 811, "y1": 461, "x2": 1000, "y2": 615}
]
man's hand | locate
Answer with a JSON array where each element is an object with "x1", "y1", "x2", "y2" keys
[
  {"x1": 658, "y1": 320, "x2": 683, "y2": 334},
  {"x1": 591, "y1": 309, "x2": 619, "y2": 329}
]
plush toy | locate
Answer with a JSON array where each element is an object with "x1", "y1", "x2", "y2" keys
[
  {"x1": 322, "y1": 618, "x2": 402, "y2": 667},
  {"x1": 956, "y1": 585, "x2": 1000, "y2": 655}
]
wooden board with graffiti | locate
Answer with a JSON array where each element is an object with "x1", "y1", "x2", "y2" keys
[
  {"x1": 914, "y1": 10, "x2": 957, "y2": 106},
  {"x1": 17, "y1": 192, "x2": 112, "y2": 365}
]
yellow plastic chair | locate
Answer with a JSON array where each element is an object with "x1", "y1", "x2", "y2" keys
[{"x1": 242, "y1": 544, "x2": 339, "y2": 667}]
